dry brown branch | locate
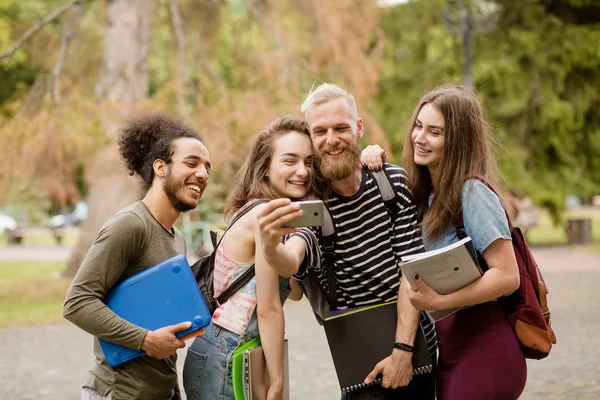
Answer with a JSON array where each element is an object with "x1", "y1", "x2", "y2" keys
[
  {"x1": 169, "y1": 0, "x2": 191, "y2": 115},
  {"x1": 52, "y1": 2, "x2": 86, "y2": 109},
  {"x1": 52, "y1": 39, "x2": 68, "y2": 107},
  {"x1": 244, "y1": 0, "x2": 289, "y2": 83},
  {"x1": 196, "y1": 19, "x2": 227, "y2": 97},
  {"x1": 19, "y1": 74, "x2": 51, "y2": 115},
  {"x1": 245, "y1": 0, "x2": 285, "y2": 50},
  {"x1": 0, "y1": 0, "x2": 80, "y2": 64}
]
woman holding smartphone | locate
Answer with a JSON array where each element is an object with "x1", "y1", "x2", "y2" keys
[{"x1": 182, "y1": 115, "x2": 317, "y2": 400}]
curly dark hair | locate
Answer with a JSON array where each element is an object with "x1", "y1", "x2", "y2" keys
[{"x1": 118, "y1": 112, "x2": 203, "y2": 190}]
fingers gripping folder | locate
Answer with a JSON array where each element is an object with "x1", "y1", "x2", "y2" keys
[{"x1": 98, "y1": 255, "x2": 211, "y2": 367}]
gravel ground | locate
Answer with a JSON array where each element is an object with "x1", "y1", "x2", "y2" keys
[{"x1": 0, "y1": 246, "x2": 598, "y2": 399}]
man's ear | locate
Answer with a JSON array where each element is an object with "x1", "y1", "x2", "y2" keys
[
  {"x1": 153, "y1": 159, "x2": 167, "y2": 179},
  {"x1": 356, "y1": 117, "x2": 364, "y2": 139}
]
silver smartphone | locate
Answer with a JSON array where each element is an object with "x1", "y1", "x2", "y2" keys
[{"x1": 283, "y1": 200, "x2": 325, "y2": 228}]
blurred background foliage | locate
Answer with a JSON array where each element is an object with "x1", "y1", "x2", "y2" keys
[
  {"x1": 374, "y1": 0, "x2": 600, "y2": 222},
  {"x1": 0, "y1": 0, "x2": 599, "y2": 227}
]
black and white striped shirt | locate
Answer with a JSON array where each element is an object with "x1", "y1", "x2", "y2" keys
[{"x1": 293, "y1": 164, "x2": 437, "y2": 355}]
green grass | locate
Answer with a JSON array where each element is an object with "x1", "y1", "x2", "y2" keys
[
  {"x1": 1, "y1": 261, "x2": 65, "y2": 284},
  {"x1": 0, "y1": 208, "x2": 598, "y2": 327},
  {"x1": 525, "y1": 209, "x2": 600, "y2": 249},
  {"x1": 0, "y1": 229, "x2": 80, "y2": 246},
  {"x1": 0, "y1": 261, "x2": 71, "y2": 327}
]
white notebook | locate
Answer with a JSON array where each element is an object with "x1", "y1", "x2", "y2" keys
[{"x1": 400, "y1": 237, "x2": 483, "y2": 322}]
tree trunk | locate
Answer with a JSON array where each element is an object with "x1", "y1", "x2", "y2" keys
[
  {"x1": 63, "y1": 0, "x2": 152, "y2": 277},
  {"x1": 458, "y1": 0, "x2": 474, "y2": 91},
  {"x1": 94, "y1": 0, "x2": 151, "y2": 102}
]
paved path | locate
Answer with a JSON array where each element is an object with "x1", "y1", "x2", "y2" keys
[
  {"x1": 0, "y1": 245, "x2": 73, "y2": 262},
  {"x1": 0, "y1": 247, "x2": 598, "y2": 399}
]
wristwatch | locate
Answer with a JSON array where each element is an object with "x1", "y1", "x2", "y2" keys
[{"x1": 393, "y1": 342, "x2": 414, "y2": 353}]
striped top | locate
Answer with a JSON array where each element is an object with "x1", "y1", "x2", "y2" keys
[
  {"x1": 212, "y1": 245, "x2": 257, "y2": 336},
  {"x1": 293, "y1": 164, "x2": 438, "y2": 355},
  {"x1": 211, "y1": 200, "x2": 260, "y2": 335}
]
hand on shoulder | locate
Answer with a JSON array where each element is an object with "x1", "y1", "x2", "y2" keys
[{"x1": 360, "y1": 144, "x2": 386, "y2": 171}]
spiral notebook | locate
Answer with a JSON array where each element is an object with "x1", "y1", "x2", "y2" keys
[
  {"x1": 231, "y1": 338, "x2": 290, "y2": 400},
  {"x1": 232, "y1": 337, "x2": 261, "y2": 400},
  {"x1": 324, "y1": 302, "x2": 433, "y2": 393},
  {"x1": 244, "y1": 340, "x2": 290, "y2": 400}
]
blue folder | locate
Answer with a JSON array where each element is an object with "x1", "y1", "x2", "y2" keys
[{"x1": 98, "y1": 254, "x2": 211, "y2": 367}]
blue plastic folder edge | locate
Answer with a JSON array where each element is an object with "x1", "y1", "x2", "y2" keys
[{"x1": 98, "y1": 254, "x2": 211, "y2": 367}]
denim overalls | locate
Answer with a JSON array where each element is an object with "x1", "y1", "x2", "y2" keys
[{"x1": 183, "y1": 277, "x2": 291, "y2": 400}]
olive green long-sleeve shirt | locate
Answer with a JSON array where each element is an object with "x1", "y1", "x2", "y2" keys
[{"x1": 63, "y1": 201, "x2": 187, "y2": 400}]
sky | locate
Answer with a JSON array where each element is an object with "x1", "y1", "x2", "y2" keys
[{"x1": 378, "y1": 0, "x2": 409, "y2": 7}]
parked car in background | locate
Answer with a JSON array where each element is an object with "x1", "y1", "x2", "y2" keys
[
  {"x1": 49, "y1": 212, "x2": 79, "y2": 229},
  {"x1": 0, "y1": 213, "x2": 17, "y2": 235},
  {"x1": 49, "y1": 201, "x2": 88, "y2": 229},
  {"x1": 0, "y1": 212, "x2": 22, "y2": 244},
  {"x1": 48, "y1": 201, "x2": 87, "y2": 245}
]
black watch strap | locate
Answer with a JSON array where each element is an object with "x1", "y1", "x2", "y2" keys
[{"x1": 393, "y1": 342, "x2": 414, "y2": 353}]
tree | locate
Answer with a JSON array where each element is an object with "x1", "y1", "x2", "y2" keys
[
  {"x1": 64, "y1": 0, "x2": 152, "y2": 277},
  {"x1": 443, "y1": 0, "x2": 500, "y2": 91},
  {"x1": 541, "y1": 0, "x2": 600, "y2": 25},
  {"x1": 1, "y1": 0, "x2": 388, "y2": 275},
  {"x1": 0, "y1": 0, "x2": 93, "y2": 221},
  {"x1": 374, "y1": 0, "x2": 600, "y2": 222}
]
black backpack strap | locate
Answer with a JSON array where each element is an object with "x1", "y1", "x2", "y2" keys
[
  {"x1": 454, "y1": 211, "x2": 467, "y2": 240},
  {"x1": 320, "y1": 204, "x2": 339, "y2": 308},
  {"x1": 365, "y1": 166, "x2": 399, "y2": 214},
  {"x1": 216, "y1": 263, "x2": 256, "y2": 305},
  {"x1": 315, "y1": 167, "x2": 401, "y2": 311},
  {"x1": 209, "y1": 230, "x2": 218, "y2": 249},
  {"x1": 214, "y1": 199, "x2": 267, "y2": 305},
  {"x1": 365, "y1": 166, "x2": 404, "y2": 267}
]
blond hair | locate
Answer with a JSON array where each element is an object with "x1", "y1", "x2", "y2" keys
[{"x1": 301, "y1": 83, "x2": 358, "y2": 121}]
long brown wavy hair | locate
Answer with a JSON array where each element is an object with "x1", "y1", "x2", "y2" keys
[
  {"x1": 224, "y1": 115, "x2": 317, "y2": 221},
  {"x1": 401, "y1": 85, "x2": 509, "y2": 241}
]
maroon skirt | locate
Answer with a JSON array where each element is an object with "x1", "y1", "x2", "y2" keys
[{"x1": 435, "y1": 301, "x2": 527, "y2": 400}]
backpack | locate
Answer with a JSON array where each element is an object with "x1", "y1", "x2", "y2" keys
[
  {"x1": 298, "y1": 167, "x2": 402, "y2": 324},
  {"x1": 454, "y1": 176, "x2": 557, "y2": 359},
  {"x1": 190, "y1": 200, "x2": 267, "y2": 315}
]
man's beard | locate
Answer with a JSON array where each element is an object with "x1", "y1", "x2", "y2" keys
[
  {"x1": 164, "y1": 167, "x2": 197, "y2": 212},
  {"x1": 316, "y1": 139, "x2": 362, "y2": 181}
]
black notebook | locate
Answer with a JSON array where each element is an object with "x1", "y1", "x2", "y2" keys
[{"x1": 323, "y1": 302, "x2": 434, "y2": 393}]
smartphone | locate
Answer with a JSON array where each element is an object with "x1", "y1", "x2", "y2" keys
[{"x1": 283, "y1": 200, "x2": 325, "y2": 228}]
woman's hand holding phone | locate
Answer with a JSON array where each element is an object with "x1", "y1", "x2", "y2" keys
[{"x1": 256, "y1": 199, "x2": 302, "y2": 248}]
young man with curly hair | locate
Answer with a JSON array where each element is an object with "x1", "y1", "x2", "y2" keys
[{"x1": 63, "y1": 112, "x2": 211, "y2": 400}]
